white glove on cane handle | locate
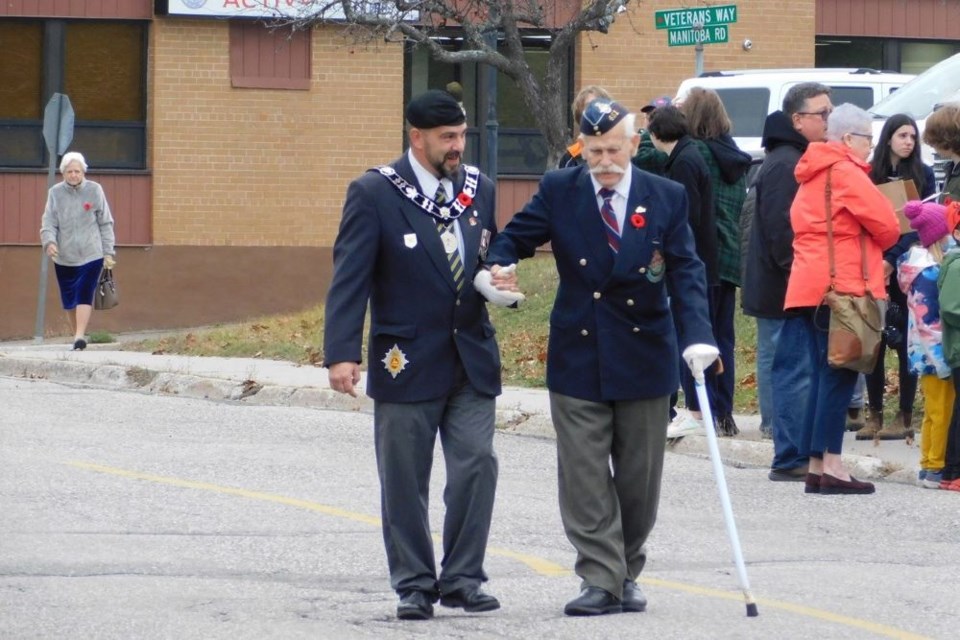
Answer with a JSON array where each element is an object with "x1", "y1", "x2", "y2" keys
[
  {"x1": 682, "y1": 343, "x2": 720, "y2": 384},
  {"x1": 473, "y1": 264, "x2": 525, "y2": 307}
]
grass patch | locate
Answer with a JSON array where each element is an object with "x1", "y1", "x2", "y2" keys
[
  {"x1": 87, "y1": 331, "x2": 115, "y2": 344},
  {"x1": 123, "y1": 254, "x2": 766, "y2": 412}
]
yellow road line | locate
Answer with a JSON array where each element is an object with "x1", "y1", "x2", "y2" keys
[
  {"x1": 641, "y1": 577, "x2": 933, "y2": 640},
  {"x1": 67, "y1": 460, "x2": 932, "y2": 640}
]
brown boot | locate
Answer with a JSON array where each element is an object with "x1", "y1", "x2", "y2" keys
[
  {"x1": 845, "y1": 407, "x2": 865, "y2": 431},
  {"x1": 876, "y1": 411, "x2": 910, "y2": 440},
  {"x1": 855, "y1": 411, "x2": 882, "y2": 440}
]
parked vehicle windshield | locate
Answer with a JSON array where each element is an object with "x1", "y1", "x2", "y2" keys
[{"x1": 870, "y1": 53, "x2": 960, "y2": 119}]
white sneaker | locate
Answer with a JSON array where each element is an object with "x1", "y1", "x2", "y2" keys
[{"x1": 666, "y1": 414, "x2": 704, "y2": 439}]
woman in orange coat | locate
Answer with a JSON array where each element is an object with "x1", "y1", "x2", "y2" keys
[{"x1": 784, "y1": 103, "x2": 900, "y2": 495}]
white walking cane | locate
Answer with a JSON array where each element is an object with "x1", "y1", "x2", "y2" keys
[{"x1": 694, "y1": 377, "x2": 759, "y2": 617}]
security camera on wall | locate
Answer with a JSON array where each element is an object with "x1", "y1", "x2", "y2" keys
[{"x1": 742, "y1": 39, "x2": 753, "y2": 51}]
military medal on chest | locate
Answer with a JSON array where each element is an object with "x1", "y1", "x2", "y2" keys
[{"x1": 439, "y1": 228, "x2": 458, "y2": 254}]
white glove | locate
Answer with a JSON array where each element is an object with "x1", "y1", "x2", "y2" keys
[
  {"x1": 103, "y1": 255, "x2": 116, "y2": 270},
  {"x1": 682, "y1": 343, "x2": 720, "y2": 384},
  {"x1": 473, "y1": 264, "x2": 526, "y2": 307}
]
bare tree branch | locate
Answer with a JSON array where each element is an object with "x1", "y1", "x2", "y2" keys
[{"x1": 261, "y1": 0, "x2": 638, "y2": 168}]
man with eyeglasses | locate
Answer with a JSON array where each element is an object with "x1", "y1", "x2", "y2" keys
[{"x1": 742, "y1": 82, "x2": 832, "y2": 483}]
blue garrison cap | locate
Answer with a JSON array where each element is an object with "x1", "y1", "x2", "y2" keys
[{"x1": 580, "y1": 98, "x2": 629, "y2": 136}]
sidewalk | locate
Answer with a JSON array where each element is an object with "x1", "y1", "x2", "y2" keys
[{"x1": 0, "y1": 337, "x2": 922, "y2": 485}]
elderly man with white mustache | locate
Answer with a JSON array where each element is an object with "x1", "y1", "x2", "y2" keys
[{"x1": 479, "y1": 97, "x2": 717, "y2": 616}]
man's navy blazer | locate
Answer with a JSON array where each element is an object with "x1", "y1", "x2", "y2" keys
[
  {"x1": 323, "y1": 155, "x2": 502, "y2": 402},
  {"x1": 485, "y1": 165, "x2": 716, "y2": 402}
]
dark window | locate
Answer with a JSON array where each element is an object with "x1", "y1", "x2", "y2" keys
[
  {"x1": 713, "y1": 88, "x2": 770, "y2": 138},
  {"x1": 230, "y1": 22, "x2": 311, "y2": 90},
  {"x1": 405, "y1": 35, "x2": 568, "y2": 176},
  {"x1": 827, "y1": 86, "x2": 875, "y2": 110},
  {"x1": 0, "y1": 19, "x2": 147, "y2": 170}
]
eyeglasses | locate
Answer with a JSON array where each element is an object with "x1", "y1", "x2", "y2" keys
[
  {"x1": 848, "y1": 132, "x2": 875, "y2": 145},
  {"x1": 797, "y1": 109, "x2": 832, "y2": 121}
]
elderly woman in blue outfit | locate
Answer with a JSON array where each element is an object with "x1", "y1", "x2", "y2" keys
[{"x1": 39, "y1": 151, "x2": 116, "y2": 350}]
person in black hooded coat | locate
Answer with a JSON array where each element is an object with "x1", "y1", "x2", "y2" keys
[{"x1": 742, "y1": 82, "x2": 833, "y2": 481}]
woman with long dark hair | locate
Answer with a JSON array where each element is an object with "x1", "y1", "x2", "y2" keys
[{"x1": 855, "y1": 114, "x2": 936, "y2": 441}]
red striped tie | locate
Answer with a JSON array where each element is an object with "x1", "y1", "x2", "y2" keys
[{"x1": 598, "y1": 188, "x2": 620, "y2": 253}]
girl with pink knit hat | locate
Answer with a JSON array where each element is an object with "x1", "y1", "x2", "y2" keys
[
  {"x1": 934, "y1": 199, "x2": 960, "y2": 491},
  {"x1": 901, "y1": 200, "x2": 955, "y2": 488}
]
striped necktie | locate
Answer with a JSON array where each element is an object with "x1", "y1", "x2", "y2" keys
[
  {"x1": 598, "y1": 188, "x2": 620, "y2": 253},
  {"x1": 435, "y1": 183, "x2": 464, "y2": 292}
]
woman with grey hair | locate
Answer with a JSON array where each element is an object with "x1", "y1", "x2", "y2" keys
[
  {"x1": 39, "y1": 151, "x2": 116, "y2": 350},
  {"x1": 782, "y1": 103, "x2": 900, "y2": 494}
]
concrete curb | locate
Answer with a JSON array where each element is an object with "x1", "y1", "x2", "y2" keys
[{"x1": 0, "y1": 352, "x2": 918, "y2": 485}]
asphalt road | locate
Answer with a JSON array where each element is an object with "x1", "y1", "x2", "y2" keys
[{"x1": 1, "y1": 377, "x2": 955, "y2": 639}]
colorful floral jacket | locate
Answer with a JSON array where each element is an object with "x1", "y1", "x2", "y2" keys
[{"x1": 898, "y1": 245, "x2": 950, "y2": 378}]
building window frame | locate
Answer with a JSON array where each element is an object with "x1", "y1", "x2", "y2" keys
[
  {"x1": 404, "y1": 32, "x2": 570, "y2": 177},
  {"x1": 0, "y1": 17, "x2": 148, "y2": 171}
]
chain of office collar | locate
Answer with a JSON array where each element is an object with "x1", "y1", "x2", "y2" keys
[{"x1": 373, "y1": 164, "x2": 479, "y2": 222}]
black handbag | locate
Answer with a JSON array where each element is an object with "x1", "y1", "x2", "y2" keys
[{"x1": 94, "y1": 268, "x2": 119, "y2": 310}]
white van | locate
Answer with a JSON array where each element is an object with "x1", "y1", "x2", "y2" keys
[
  {"x1": 676, "y1": 68, "x2": 914, "y2": 160},
  {"x1": 869, "y1": 53, "x2": 960, "y2": 183}
]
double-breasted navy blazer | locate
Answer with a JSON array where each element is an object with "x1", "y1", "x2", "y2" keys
[
  {"x1": 323, "y1": 155, "x2": 502, "y2": 402},
  {"x1": 486, "y1": 165, "x2": 715, "y2": 402}
]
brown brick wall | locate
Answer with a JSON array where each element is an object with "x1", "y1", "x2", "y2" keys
[
  {"x1": 150, "y1": 20, "x2": 404, "y2": 247},
  {"x1": 577, "y1": 0, "x2": 816, "y2": 115}
]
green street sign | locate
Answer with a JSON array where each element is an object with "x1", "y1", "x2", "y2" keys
[
  {"x1": 655, "y1": 4, "x2": 737, "y2": 30},
  {"x1": 667, "y1": 24, "x2": 731, "y2": 47}
]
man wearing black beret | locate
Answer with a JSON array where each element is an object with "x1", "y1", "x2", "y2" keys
[
  {"x1": 482, "y1": 98, "x2": 718, "y2": 616},
  {"x1": 324, "y1": 84, "x2": 519, "y2": 620}
]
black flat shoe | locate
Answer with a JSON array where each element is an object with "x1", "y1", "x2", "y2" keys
[
  {"x1": 397, "y1": 590, "x2": 434, "y2": 620},
  {"x1": 621, "y1": 580, "x2": 647, "y2": 613},
  {"x1": 72, "y1": 339, "x2": 87, "y2": 351},
  {"x1": 440, "y1": 585, "x2": 500, "y2": 612},
  {"x1": 564, "y1": 586, "x2": 622, "y2": 616},
  {"x1": 820, "y1": 473, "x2": 875, "y2": 495}
]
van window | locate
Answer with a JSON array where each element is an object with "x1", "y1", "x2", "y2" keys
[
  {"x1": 827, "y1": 86, "x2": 875, "y2": 110},
  {"x1": 713, "y1": 88, "x2": 770, "y2": 137}
]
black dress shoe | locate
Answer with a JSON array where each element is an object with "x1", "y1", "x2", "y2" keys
[
  {"x1": 397, "y1": 590, "x2": 434, "y2": 620},
  {"x1": 440, "y1": 585, "x2": 500, "y2": 612},
  {"x1": 820, "y1": 473, "x2": 875, "y2": 495},
  {"x1": 72, "y1": 339, "x2": 87, "y2": 351},
  {"x1": 768, "y1": 466, "x2": 808, "y2": 482},
  {"x1": 804, "y1": 473, "x2": 822, "y2": 494},
  {"x1": 564, "y1": 586, "x2": 622, "y2": 616},
  {"x1": 621, "y1": 580, "x2": 647, "y2": 613}
]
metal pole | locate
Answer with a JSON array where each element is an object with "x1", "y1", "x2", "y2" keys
[
  {"x1": 483, "y1": 29, "x2": 499, "y2": 181},
  {"x1": 694, "y1": 20, "x2": 705, "y2": 76},
  {"x1": 33, "y1": 152, "x2": 58, "y2": 344}
]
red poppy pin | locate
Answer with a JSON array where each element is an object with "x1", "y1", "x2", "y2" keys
[
  {"x1": 457, "y1": 192, "x2": 473, "y2": 207},
  {"x1": 83, "y1": 202, "x2": 92, "y2": 211},
  {"x1": 631, "y1": 206, "x2": 647, "y2": 228}
]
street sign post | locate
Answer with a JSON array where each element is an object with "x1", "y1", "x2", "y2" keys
[
  {"x1": 656, "y1": 4, "x2": 738, "y2": 76},
  {"x1": 35, "y1": 93, "x2": 75, "y2": 344}
]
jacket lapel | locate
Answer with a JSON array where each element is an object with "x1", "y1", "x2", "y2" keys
[
  {"x1": 573, "y1": 168, "x2": 616, "y2": 273},
  {"x1": 612, "y1": 167, "x2": 652, "y2": 277},
  {"x1": 394, "y1": 156, "x2": 458, "y2": 292}
]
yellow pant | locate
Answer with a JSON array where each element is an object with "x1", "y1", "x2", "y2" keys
[{"x1": 919, "y1": 375, "x2": 954, "y2": 471}]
